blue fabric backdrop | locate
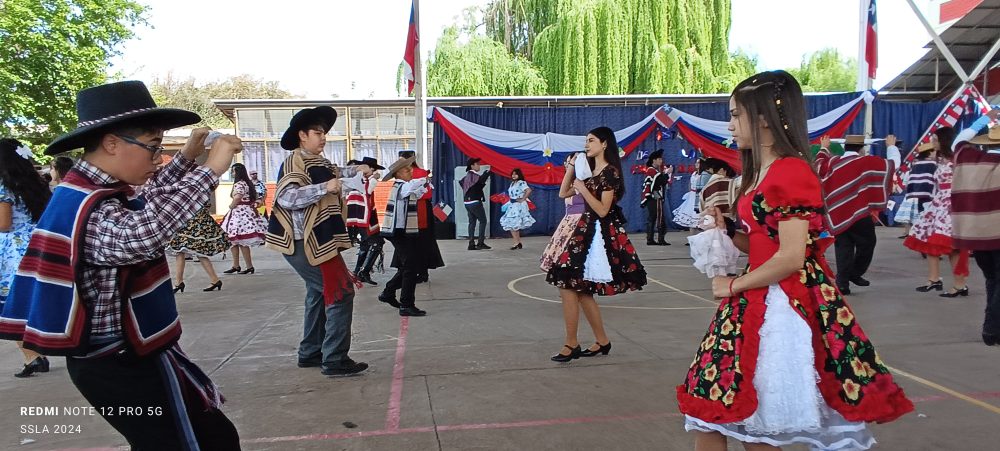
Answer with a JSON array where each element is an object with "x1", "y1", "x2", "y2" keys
[{"x1": 431, "y1": 93, "x2": 948, "y2": 238}]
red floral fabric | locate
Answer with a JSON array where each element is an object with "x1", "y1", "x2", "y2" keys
[{"x1": 676, "y1": 158, "x2": 913, "y2": 424}]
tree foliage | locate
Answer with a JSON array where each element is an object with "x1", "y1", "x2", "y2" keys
[
  {"x1": 0, "y1": 0, "x2": 147, "y2": 146},
  {"x1": 788, "y1": 48, "x2": 858, "y2": 93},
  {"x1": 149, "y1": 74, "x2": 299, "y2": 129},
  {"x1": 426, "y1": 26, "x2": 547, "y2": 97},
  {"x1": 482, "y1": 0, "x2": 737, "y2": 95}
]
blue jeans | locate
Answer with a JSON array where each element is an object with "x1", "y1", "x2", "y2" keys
[{"x1": 284, "y1": 241, "x2": 355, "y2": 370}]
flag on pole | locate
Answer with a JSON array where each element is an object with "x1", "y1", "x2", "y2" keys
[
  {"x1": 402, "y1": 2, "x2": 419, "y2": 95},
  {"x1": 864, "y1": 0, "x2": 878, "y2": 79}
]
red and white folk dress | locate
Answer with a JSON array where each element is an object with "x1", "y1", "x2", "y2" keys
[
  {"x1": 221, "y1": 181, "x2": 267, "y2": 247},
  {"x1": 676, "y1": 158, "x2": 913, "y2": 450}
]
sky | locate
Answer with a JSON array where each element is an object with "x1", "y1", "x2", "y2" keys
[{"x1": 110, "y1": 0, "x2": 947, "y2": 99}]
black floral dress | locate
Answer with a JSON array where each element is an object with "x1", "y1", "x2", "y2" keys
[
  {"x1": 167, "y1": 204, "x2": 230, "y2": 258},
  {"x1": 545, "y1": 165, "x2": 646, "y2": 295}
]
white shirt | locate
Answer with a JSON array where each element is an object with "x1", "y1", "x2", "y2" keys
[{"x1": 885, "y1": 145, "x2": 901, "y2": 168}]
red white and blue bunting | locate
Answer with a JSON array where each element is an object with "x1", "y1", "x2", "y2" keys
[
  {"x1": 655, "y1": 90, "x2": 876, "y2": 171},
  {"x1": 429, "y1": 90, "x2": 875, "y2": 185}
]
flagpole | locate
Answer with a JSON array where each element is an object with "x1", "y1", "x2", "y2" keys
[
  {"x1": 857, "y1": 0, "x2": 874, "y2": 140},
  {"x1": 413, "y1": 0, "x2": 428, "y2": 170}
]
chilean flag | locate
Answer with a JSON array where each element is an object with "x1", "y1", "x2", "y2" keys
[
  {"x1": 865, "y1": 0, "x2": 878, "y2": 79},
  {"x1": 403, "y1": 2, "x2": 419, "y2": 95}
]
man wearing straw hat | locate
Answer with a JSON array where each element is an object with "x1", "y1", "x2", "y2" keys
[
  {"x1": 0, "y1": 80, "x2": 244, "y2": 449},
  {"x1": 378, "y1": 156, "x2": 433, "y2": 316}
]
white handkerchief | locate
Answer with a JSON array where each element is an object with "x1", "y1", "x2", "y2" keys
[
  {"x1": 574, "y1": 153, "x2": 593, "y2": 180},
  {"x1": 204, "y1": 131, "x2": 223, "y2": 148}
]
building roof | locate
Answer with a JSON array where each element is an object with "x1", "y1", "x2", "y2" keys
[{"x1": 881, "y1": 0, "x2": 1000, "y2": 100}]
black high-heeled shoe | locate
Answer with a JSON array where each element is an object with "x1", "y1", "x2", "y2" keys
[
  {"x1": 510, "y1": 243, "x2": 522, "y2": 250},
  {"x1": 580, "y1": 341, "x2": 612, "y2": 357},
  {"x1": 172, "y1": 282, "x2": 185, "y2": 294},
  {"x1": 939, "y1": 286, "x2": 969, "y2": 298},
  {"x1": 203, "y1": 280, "x2": 223, "y2": 292},
  {"x1": 14, "y1": 356, "x2": 49, "y2": 378},
  {"x1": 238, "y1": 267, "x2": 255, "y2": 275},
  {"x1": 550, "y1": 345, "x2": 582, "y2": 362},
  {"x1": 916, "y1": 280, "x2": 943, "y2": 292},
  {"x1": 223, "y1": 266, "x2": 241, "y2": 274}
]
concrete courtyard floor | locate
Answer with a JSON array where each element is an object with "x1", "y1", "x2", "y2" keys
[{"x1": 1, "y1": 227, "x2": 998, "y2": 450}]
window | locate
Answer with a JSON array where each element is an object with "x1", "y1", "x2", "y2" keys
[
  {"x1": 236, "y1": 109, "x2": 266, "y2": 139},
  {"x1": 266, "y1": 141, "x2": 291, "y2": 182},
  {"x1": 377, "y1": 108, "x2": 413, "y2": 135},
  {"x1": 242, "y1": 142, "x2": 265, "y2": 182},
  {"x1": 378, "y1": 138, "x2": 412, "y2": 166},
  {"x1": 266, "y1": 109, "x2": 296, "y2": 139},
  {"x1": 350, "y1": 108, "x2": 378, "y2": 136},
  {"x1": 323, "y1": 141, "x2": 348, "y2": 166},
  {"x1": 352, "y1": 139, "x2": 378, "y2": 161},
  {"x1": 328, "y1": 108, "x2": 348, "y2": 136}
]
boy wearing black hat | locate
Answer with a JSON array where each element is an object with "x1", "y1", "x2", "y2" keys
[
  {"x1": 0, "y1": 81, "x2": 243, "y2": 449},
  {"x1": 344, "y1": 156, "x2": 386, "y2": 285},
  {"x1": 460, "y1": 158, "x2": 493, "y2": 250},
  {"x1": 641, "y1": 149, "x2": 671, "y2": 245},
  {"x1": 267, "y1": 106, "x2": 369, "y2": 377}
]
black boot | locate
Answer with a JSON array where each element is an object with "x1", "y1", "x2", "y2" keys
[
  {"x1": 646, "y1": 228, "x2": 655, "y2": 245},
  {"x1": 354, "y1": 245, "x2": 369, "y2": 275},
  {"x1": 657, "y1": 233, "x2": 670, "y2": 246},
  {"x1": 468, "y1": 240, "x2": 478, "y2": 251}
]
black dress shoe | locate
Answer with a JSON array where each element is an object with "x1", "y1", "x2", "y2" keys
[
  {"x1": 580, "y1": 341, "x2": 612, "y2": 357},
  {"x1": 399, "y1": 306, "x2": 427, "y2": 317},
  {"x1": 297, "y1": 357, "x2": 322, "y2": 368},
  {"x1": 321, "y1": 361, "x2": 369, "y2": 377},
  {"x1": 172, "y1": 282, "x2": 185, "y2": 293},
  {"x1": 468, "y1": 241, "x2": 478, "y2": 251},
  {"x1": 916, "y1": 280, "x2": 944, "y2": 292},
  {"x1": 202, "y1": 280, "x2": 222, "y2": 292},
  {"x1": 837, "y1": 283, "x2": 851, "y2": 295},
  {"x1": 850, "y1": 277, "x2": 870, "y2": 287},
  {"x1": 983, "y1": 334, "x2": 999, "y2": 346},
  {"x1": 657, "y1": 241, "x2": 671, "y2": 246},
  {"x1": 378, "y1": 292, "x2": 401, "y2": 308},
  {"x1": 550, "y1": 345, "x2": 582, "y2": 362},
  {"x1": 223, "y1": 266, "x2": 241, "y2": 274},
  {"x1": 357, "y1": 272, "x2": 378, "y2": 286},
  {"x1": 939, "y1": 287, "x2": 969, "y2": 298},
  {"x1": 476, "y1": 242, "x2": 491, "y2": 250},
  {"x1": 646, "y1": 240, "x2": 657, "y2": 246},
  {"x1": 14, "y1": 356, "x2": 49, "y2": 378}
]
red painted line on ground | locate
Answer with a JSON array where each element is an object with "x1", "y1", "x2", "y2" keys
[{"x1": 385, "y1": 316, "x2": 410, "y2": 432}]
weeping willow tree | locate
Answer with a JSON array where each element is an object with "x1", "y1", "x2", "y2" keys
[
  {"x1": 483, "y1": 0, "x2": 735, "y2": 95},
  {"x1": 425, "y1": 27, "x2": 547, "y2": 97}
]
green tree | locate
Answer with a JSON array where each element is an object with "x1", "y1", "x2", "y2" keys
[
  {"x1": 426, "y1": 26, "x2": 547, "y2": 97},
  {"x1": 499, "y1": 0, "x2": 731, "y2": 95},
  {"x1": 716, "y1": 49, "x2": 759, "y2": 92},
  {"x1": 788, "y1": 48, "x2": 858, "y2": 93},
  {"x1": 0, "y1": 0, "x2": 147, "y2": 147},
  {"x1": 150, "y1": 74, "x2": 299, "y2": 129}
]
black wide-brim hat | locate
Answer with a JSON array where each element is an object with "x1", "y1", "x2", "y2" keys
[
  {"x1": 645, "y1": 149, "x2": 664, "y2": 166},
  {"x1": 359, "y1": 156, "x2": 385, "y2": 170},
  {"x1": 45, "y1": 81, "x2": 201, "y2": 156},
  {"x1": 280, "y1": 106, "x2": 338, "y2": 150}
]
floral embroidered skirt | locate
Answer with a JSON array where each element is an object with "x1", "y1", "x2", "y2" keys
[
  {"x1": 683, "y1": 285, "x2": 874, "y2": 450},
  {"x1": 540, "y1": 213, "x2": 582, "y2": 272},
  {"x1": 168, "y1": 207, "x2": 231, "y2": 258},
  {"x1": 221, "y1": 205, "x2": 267, "y2": 247},
  {"x1": 544, "y1": 212, "x2": 646, "y2": 296}
]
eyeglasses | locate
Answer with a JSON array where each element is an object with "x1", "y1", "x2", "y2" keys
[{"x1": 115, "y1": 134, "x2": 165, "y2": 159}]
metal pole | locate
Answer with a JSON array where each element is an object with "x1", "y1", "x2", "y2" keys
[
  {"x1": 856, "y1": 0, "x2": 869, "y2": 92},
  {"x1": 905, "y1": 0, "x2": 969, "y2": 82}
]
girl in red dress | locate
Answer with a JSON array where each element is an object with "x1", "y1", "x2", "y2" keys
[{"x1": 676, "y1": 71, "x2": 913, "y2": 451}]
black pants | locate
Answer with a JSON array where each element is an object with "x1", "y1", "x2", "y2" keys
[
  {"x1": 383, "y1": 235, "x2": 420, "y2": 307},
  {"x1": 645, "y1": 200, "x2": 666, "y2": 242},
  {"x1": 465, "y1": 202, "x2": 487, "y2": 243},
  {"x1": 974, "y1": 250, "x2": 1000, "y2": 338},
  {"x1": 834, "y1": 216, "x2": 877, "y2": 286},
  {"x1": 350, "y1": 227, "x2": 384, "y2": 275},
  {"x1": 67, "y1": 352, "x2": 240, "y2": 451}
]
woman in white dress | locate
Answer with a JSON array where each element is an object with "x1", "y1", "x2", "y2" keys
[
  {"x1": 221, "y1": 163, "x2": 267, "y2": 274},
  {"x1": 499, "y1": 168, "x2": 535, "y2": 250}
]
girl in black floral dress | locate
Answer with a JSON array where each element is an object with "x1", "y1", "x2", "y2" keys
[{"x1": 545, "y1": 126, "x2": 647, "y2": 362}]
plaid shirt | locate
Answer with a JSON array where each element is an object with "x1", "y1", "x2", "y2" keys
[{"x1": 76, "y1": 157, "x2": 219, "y2": 337}]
